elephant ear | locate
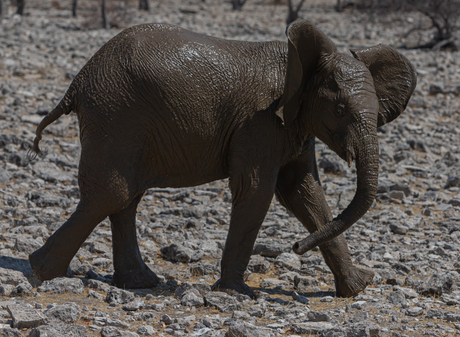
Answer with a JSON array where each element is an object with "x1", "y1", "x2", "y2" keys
[
  {"x1": 350, "y1": 44, "x2": 417, "y2": 127},
  {"x1": 277, "y1": 20, "x2": 337, "y2": 126}
]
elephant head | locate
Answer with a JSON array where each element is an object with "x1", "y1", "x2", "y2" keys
[{"x1": 277, "y1": 20, "x2": 417, "y2": 254}]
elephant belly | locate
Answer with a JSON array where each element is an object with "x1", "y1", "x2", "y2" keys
[{"x1": 141, "y1": 133, "x2": 230, "y2": 189}]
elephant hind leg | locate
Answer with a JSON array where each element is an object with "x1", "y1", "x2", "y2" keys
[
  {"x1": 29, "y1": 201, "x2": 108, "y2": 281},
  {"x1": 109, "y1": 193, "x2": 160, "y2": 289}
]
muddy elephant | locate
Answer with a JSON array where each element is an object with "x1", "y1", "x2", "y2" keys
[{"x1": 29, "y1": 19, "x2": 416, "y2": 298}]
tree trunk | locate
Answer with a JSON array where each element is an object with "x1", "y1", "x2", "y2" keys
[
  {"x1": 139, "y1": 0, "x2": 149, "y2": 11},
  {"x1": 336, "y1": 0, "x2": 342, "y2": 12},
  {"x1": 17, "y1": 0, "x2": 25, "y2": 15},
  {"x1": 72, "y1": 0, "x2": 77, "y2": 17},
  {"x1": 102, "y1": 0, "x2": 109, "y2": 29},
  {"x1": 232, "y1": 0, "x2": 247, "y2": 10},
  {"x1": 286, "y1": 0, "x2": 306, "y2": 24}
]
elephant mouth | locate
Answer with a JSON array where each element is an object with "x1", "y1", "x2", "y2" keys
[
  {"x1": 339, "y1": 148, "x2": 355, "y2": 168},
  {"x1": 331, "y1": 132, "x2": 355, "y2": 168},
  {"x1": 346, "y1": 149, "x2": 354, "y2": 168}
]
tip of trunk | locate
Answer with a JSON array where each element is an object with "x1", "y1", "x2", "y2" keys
[{"x1": 293, "y1": 220, "x2": 345, "y2": 254}]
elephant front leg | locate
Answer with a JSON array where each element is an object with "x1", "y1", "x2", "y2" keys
[
  {"x1": 109, "y1": 194, "x2": 160, "y2": 289},
  {"x1": 213, "y1": 173, "x2": 277, "y2": 299},
  {"x1": 276, "y1": 153, "x2": 373, "y2": 297}
]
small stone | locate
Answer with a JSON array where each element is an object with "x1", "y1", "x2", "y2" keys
[
  {"x1": 429, "y1": 82, "x2": 445, "y2": 94},
  {"x1": 105, "y1": 287, "x2": 135, "y2": 305},
  {"x1": 390, "y1": 182, "x2": 411, "y2": 196},
  {"x1": 350, "y1": 301, "x2": 367, "y2": 310},
  {"x1": 180, "y1": 289, "x2": 205, "y2": 307},
  {"x1": 389, "y1": 223, "x2": 409, "y2": 235},
  {"x1": 0, "y1": 327, "x2": 22, "y2": 337},
  {"x1": 274, "y1": 252, "x2": 301, "y2": 270},
  {"x1": 406, "y1": 307, "x2": 424, "y2": 316},
  {"x1": 351, "y1": 310, "x2": 370, "y2": 322},
  {"x1": 88, "y1": 289, "x2": 105, "y2": 300},
  {"x1": 342, "y1": 322, "x2": 381, "y2": 337},
  {"x1": 290, "y1": 322, "x2": 334, "y2": 334},
  {"x1": 307, "y1": 311, "x2": 331, "y2": 322},
  {"x1": 87, "y1": 279, "x2": 111, "y2": 292},
  {"x1": 161, "y1": 314, "x2": 173, "y2": 325},
  {"x1": 247, "y1": 256, "x2": 271, "y2": 274},
  {"x1": 252, "y1": 242, "x2": 290, "y2": 257},
  {"x1": 441, "y1": 291, "x2": 460, "y2": 305},
  {"x1": 232, "y1": 311, "x2": 250, "y2": 320},
  {"x1": 10, "y1": 281, "x2": 33, "y2": 296},
  {"x1": 0, "y1": 285, "x2": 14, "y2": 297},
  {"x1": 160, "y1": 243, "x2": 203, "y2": 263},
  {"x1": 122, "y1": 300, "x2": 144, "y2": 311},
  {"x1": 204, "y1": 292, "x2": 241, "y2": 313},
  {"x1": 0, "y1": 267, "x2": 30, "y2": 286},
  {"x1": 448, "y1": 198, "x2": 460, "y2": 207},
  {"x1": 416, "y1": 274, "x2": 453, "y2": 296},
  {"x1": 294, "y1": 275, "x2": 318, "y2": 292},
  {"x1": 201, "y1": 314, "x2": 223, "y2": 329},
  {"x1": 28, "y1": 323, "x2": 90, "y2": 337},
  {"x1": 292, "y1": 291, "x2": 310, "y2": 304},
  {"x1": 260, "y1": 278, "x2": 288, "y2": 288},
  {"x1": 137, "y1": 325, "x2": 157, "y2": 336},
  {"x1": 387, "y1": 289, "x2": 407, "y2": 305},
  {"x1": 383, "y1": 252, "x2": 395, "y2": 260},
  {"x1": 226, "y1": 320, "x2": 271, "y2": 337},
  {"x1": 320, "y1": 296, "x2": 334, "y2": 302},
  {"x1": 37, "y1": 277, "x2": 84, "y2": 294},
  {"x1": 0, "y1": 171, "x2": 12, "y2": 184},
  {"x1": 389, "y1": 190, "x2": 405, "y2": 200},
  {"x1": 44, "y1": 303, "x2": 81, "y2": 323},
  {"x1": 248, "y1": 304, "x2": 265, "y2": 317},
  {"x1": 446, "y1": 313, "x2": 460, "y2": 322},
  {"x1": 104, "y1": 318, "x2": 131, "y2": 328},
  {"x1": 396, "y1": 286, "x2": 418, "y2": 299},
  {"x1": 100, "y1": 326, "x2": 139, "y2": 337},
  {"x1": 175, "y1": 281, "x2": 211, "y2": 298},
  {"x1": 13, "y1": 236, "x2": 42, "y2": 255},
  {"x1": 32, "y1": 161, "x2": 74, "y2": 182},
  {"x1": 422, "y1": 208, "x2": 432, "y2": 216},
  {"x1": 190, "y1": 261, "x2": 219, "y2": 276},
  {"x1": 7, "y1": 304, "x2": 46, "y2": 329}
]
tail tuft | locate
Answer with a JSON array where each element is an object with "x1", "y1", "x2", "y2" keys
[
  {"x1": 27, "y1": 148, "x2": 39, "y2": 162},
  {"x1": 30, "y1": 96, "x2": 73, "y2": 161}
]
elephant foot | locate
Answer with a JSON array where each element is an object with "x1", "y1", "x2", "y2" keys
[
  {"x1": 334, "y1": 265, "x2": 374, "y2": 298},
  {"x1": 112, "y1": 267, "x2": 160, "y2": 289},
  {"x1": 211, "y1": 278, "x2": 256, "y2": 299},
  {"x1": 29, "y1": 247, "x2": 69, "y2": 281}
]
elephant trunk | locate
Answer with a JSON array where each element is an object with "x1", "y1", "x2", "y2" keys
[{"x1": 293, "y1": 133, "x2": 379, "y2": 254}]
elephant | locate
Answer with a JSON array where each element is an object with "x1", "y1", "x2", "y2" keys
[{"x1": 29, "y1": 19, "x2": 416, "y2": 298}]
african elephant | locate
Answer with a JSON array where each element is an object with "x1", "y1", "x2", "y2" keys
[{"x1": 29, "y1": 20, "x2": 416, "y2": 298}]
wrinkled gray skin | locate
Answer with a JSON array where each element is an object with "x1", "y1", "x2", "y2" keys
[{"x1": 29, "y1": 20, "x2": 416, "y2": 298}]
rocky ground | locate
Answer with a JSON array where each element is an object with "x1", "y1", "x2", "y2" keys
[{"x1": 0, "y1": 0, "x2": 460, "y2": 336}]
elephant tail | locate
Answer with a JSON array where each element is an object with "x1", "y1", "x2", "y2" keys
[{"x1": 29, "y1": 89, "x2": 74, "y2": 160}]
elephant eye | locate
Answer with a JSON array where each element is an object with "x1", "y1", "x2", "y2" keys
[{"x1": 335, "y1": 103, "x2": 346, "y2": 118}]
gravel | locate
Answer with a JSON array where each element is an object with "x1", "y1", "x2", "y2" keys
[{"x1": 0, "y1": 0, "x2": 459, "y2": 336}]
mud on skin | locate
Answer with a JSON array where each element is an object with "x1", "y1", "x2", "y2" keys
[{"x1": 29, "y1": 19, "x2": 415, "y2": 299}]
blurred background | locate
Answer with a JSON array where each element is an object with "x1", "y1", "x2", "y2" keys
[{"x1": 0, "y1": 0, "x2": 458, "y2": 49}]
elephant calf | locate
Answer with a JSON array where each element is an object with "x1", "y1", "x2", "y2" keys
[{"x1": 30, "y1": 20, "x2": 416, "y2": 298}]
